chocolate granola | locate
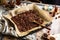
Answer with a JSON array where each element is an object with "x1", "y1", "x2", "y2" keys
[{"x1": 11, "y1": 10, "x2": 44, "y2": 32}]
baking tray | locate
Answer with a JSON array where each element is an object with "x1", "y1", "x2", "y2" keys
[{"x1": 0, "y1": 2, "x2": 52, "y2": 40}]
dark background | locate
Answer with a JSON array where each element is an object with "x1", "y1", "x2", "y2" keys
[
  {"x1": 28, "y1": 0, "x2": 60, "y2": 5},
  {"x1": 41, "y1": 0, "x2": 60, "y2": 5}
]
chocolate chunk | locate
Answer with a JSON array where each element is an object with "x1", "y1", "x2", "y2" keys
[
  {"x1": 57, "y1": 13, "x2": 59, "y2": 15},
  {"x1": 41, "y1": 33, "x2": 49, "y2": 40},
  {"x1": 58, "y1": 16, "x2": 60, "y2": 18},
  {"x1": 49, "y1": 37, "x2": 55, "y2": 40},
  {"x1": 55, "y1": 17, "x2": 57, "y2": 19},
  {"x1": 49, "y1": 12, "x2": 52, "y2": 14},
  {"x1": 16, "y1": 0, "x2": 21, "y2": 5}
]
